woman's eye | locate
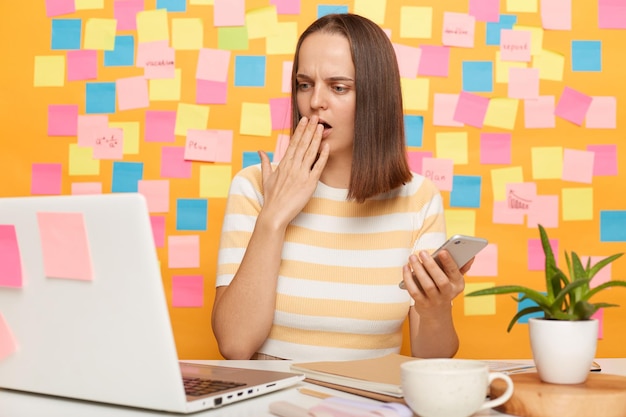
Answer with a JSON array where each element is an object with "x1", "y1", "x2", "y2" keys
[
  {"x1": 297, "y1": 83, "x2": 311, "y2": 90},
  {"x1": 333, "y1": 85, "x2": 347, "y2": 93}
]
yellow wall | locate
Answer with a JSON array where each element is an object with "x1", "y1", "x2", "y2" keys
[{"x1": 2, "y1": 0, "x2": 626, "y2": 360}]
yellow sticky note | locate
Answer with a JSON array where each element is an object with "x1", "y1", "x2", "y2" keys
[
  {"x1": 246, "y1": 6, "x2": 279, "y2": 39},
  {"x1": 190, "y1": 0, "x2": 213, "y2": 4},
  {"x1": 400, "y1": 7, "x2": 432, "y2": 39},
  {"x1": 199, "y1": 165, "x2": 232, "y2": 198},
  {"x1": 507, "y1": 0, "x2": 538, "y2": 13},
  {"x1": 109, "y1": 122, "x2": 140, "y2": 155},
  {"x1": 175, "y1": 103, "x2": 210, "y2": 136},
  {"x1": 267, "y1": 21, "x2": 298, "y2": 55},
  {"x1": 172, "y1": 18, "x2": 204, "y2": 50},
  {"x1": 495, "y1": 51, "x2": 527, "y2": 83},
  {"x1": 444, "y1": 209, "x2": 477, "y2": 237},
  {"x1": 436, "y1": 132, "x2": 468, "y2": 165},
  {"x1": 34, "y1": 56, "x2": 65, "y2": 87},
  {"x1": 464, "y1": 283, "x2": 497, "y2": 315},
  {"x1": 491, "y1": 166, "x2": 524, "y2": 201},
  {"x1": 562, "y1": 188, "x2": 593, "y2": 221},
  {"x1": 532, "y1": 49, "x2": 564, "y2": 81},
  {"x1": 401, "y1": 78, "x2": 429, "y2": 111},
  {"x1": 531, "y1": 147, "x2": 562, "y2": 180},
  {"x1": 84, "y1": 18, "x2": 116, "y2": 50},
  {"x1": 513, "y1": 25, "x2": 543, "y2": 56},
  {"x1": 149, "y1": 68, "x2": 182, "y2": 101},
  {"x1": 137, "y1": 9, "x2": 169, "y2": 43},
  {"x1": 240, "y1": 103, "x2": 272, "y2": 137},
  {"x1": 75, "y1": 0, "x2": 104, "y2": 9},
  {"x1": 69, "y1": 144, "x2": 100, "y2": 176},
  {"x1": 484, "y1": 98, "x2": 519, "y2": 130},
  {"x1": 354, "y1": 0, "x2": 387, "y2": 24}
]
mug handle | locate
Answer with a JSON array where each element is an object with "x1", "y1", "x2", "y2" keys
[{"x1": 478, "y1": 372, "x2": 514, "y2": 412}]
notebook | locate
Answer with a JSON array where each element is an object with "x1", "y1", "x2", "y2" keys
[{"x1": 0, "y1": 193, "x2": 304, "y2": 413}]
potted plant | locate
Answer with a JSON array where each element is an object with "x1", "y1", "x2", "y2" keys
[{"x1": 466, "y1": 224, "x2": 626, "y2": 384}]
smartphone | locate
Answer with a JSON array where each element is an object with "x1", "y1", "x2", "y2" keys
[{"x1": 399, "y1": 235, "x2": 488, "y2": 289}]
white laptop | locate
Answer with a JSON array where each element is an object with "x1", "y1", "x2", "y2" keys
[{"x1": 0, "y1": 193, "x2": 304, "y2": 413}]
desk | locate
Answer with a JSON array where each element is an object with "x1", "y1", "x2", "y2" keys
[{"x1": 2, "y1": 359, "x2": 626, "y2": 417}]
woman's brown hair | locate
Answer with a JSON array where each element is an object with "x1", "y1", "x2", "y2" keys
[{"x1": 291, "y1": 13, "x2": 412, "y2": 203}]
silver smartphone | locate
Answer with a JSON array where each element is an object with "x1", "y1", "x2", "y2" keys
[{"x1": 399, "y1": 235, "x2": 488, "y2": 289}]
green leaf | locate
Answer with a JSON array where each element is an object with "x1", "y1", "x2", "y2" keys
[
  {"x1": 584, "y1": 280, "x2": 626, "y2": 302},
  {"x1": 505, "y1": 306, "x2": 544, "y2": 332},
  {"x1": 465, "y1": 285, "x2": 550, "y2": 308},
  {"x1": 587, "y1": 253, "x2": 624, "y2": 281},
  {"x1": 552, "y1": 278, "x2": 592, "y2": 315},
  {"x1": 539, "y1": 224, "x2": 559, "y2": 301}
]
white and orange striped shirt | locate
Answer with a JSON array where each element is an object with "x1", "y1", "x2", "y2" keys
[{"x1": 216, "y1": 164, "x2": 446, "y2": 361}]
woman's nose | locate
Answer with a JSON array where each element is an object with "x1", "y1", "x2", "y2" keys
[{"x1": 310, "y1": 87, "x2": 328, "y2": 110}]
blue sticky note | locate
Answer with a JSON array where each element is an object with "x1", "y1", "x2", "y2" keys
[
  {"x1": 176, "y1": 199, "x2": 208, "y2": 231},
  {"x1": 156, "y1": 0, "x2": 186, "y2": 12},
  {"x1": 450, "y1": 176, "x2": 482, "y2": 208},
  {"x1": 517, "y1": 293, "x2": 545, "y2": 324},
  {"x1": 404, "y1": 115, "x2": 424, "y2": 148},
  {"x1": 485, "y1": 14, "x2": 517, "y2": 46},
  {"x1": 600, "y1": 211, "x2": 626, "y2": 242},
  {"x1": 462, "y1": 61, "x2": 493, "y2": 93},
  {"x1": 234, "y1": 56, "x2": 266, "y2": 87},
  {"x1": 242, "y1": 151, "x2": 273, "y2": 168},
  {"x1": 111, "y1": 162, "x2": 144, "y2": 193},
  {"x1": 86, "y1": 82, "x2": 116, "y2": 114},
  {"x1": 571, "y1": 41, "x2": 602, "y2": 72},
  {"x1": 51, "y1": 19, "x2": 82, "y2": 50},
  {"x1": 318, "y1": 5, "x2": 349, "y2": 17},
  {"x1": 104, "y1": 35, "x2": 135, "y2": 67}
]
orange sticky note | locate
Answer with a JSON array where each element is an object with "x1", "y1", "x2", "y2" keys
[
  {"x1": 0, "y1": 225, "x2": 23, "y2": 288},
  {"x1": 0, "y1": 313, "x2": 18, "y2": 360},
  {"x1": 37, "y1": 212, "x2": 94, "y2": 281}
]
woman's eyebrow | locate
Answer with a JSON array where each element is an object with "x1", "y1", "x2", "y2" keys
[{"x1": 295, "y1": 74, "x2": 354, "y2": 82}]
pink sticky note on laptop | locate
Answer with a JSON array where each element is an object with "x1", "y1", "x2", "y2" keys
[
  {"x1": 0, "y1": 225, "x2": 23, "y2": 288},
  {"x1": 0, "y1": 313, "x2": 18, "y2": 360}
]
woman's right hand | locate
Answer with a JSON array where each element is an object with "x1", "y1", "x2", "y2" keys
[{"x1": 258, "y1": 115, "x2": 330, "y2": 228}]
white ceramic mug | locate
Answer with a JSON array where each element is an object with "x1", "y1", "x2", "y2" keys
[{"x1": 400, "y1": 359, "x2": 514, "y2": 417}]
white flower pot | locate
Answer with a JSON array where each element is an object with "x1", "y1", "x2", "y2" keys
[{"x1": 529, "y1": 317, "x2": 598, "y2": 384}]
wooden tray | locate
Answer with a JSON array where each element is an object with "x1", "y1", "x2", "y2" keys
[{"x1": 490, "y1": 372, "x2": 626, "y2": 417}]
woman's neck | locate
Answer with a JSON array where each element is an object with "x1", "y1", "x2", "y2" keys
[{"x1": 319, "y1": 155, "x2": 352, "y2": 189}]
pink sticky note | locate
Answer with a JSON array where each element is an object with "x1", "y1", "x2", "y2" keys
[
  {"x1": 0, "y1": 225, "x2": 23, "y2": 288},
  {"x1": 492, "y1": 200, "x2": 524, "y2": 224},
  {"x1": 0, "y1": 313, "x2": 18, "y2": 360},
  {"x1": 37, "y1": 212, "x2": 93, "y2": 281},
  {"x1": 433, "y1": 94, "x2": 463, "y2": 127},
  {"x1": 46, "y1": 0, "x2": 75, "y2": 17},
  {"x1": 114, "y1": 0, "x2": 144, "y2": 31},
  {"x1": 585, "y1": 96, "x2": 617, "y2": 129},
  {"x1": 598, "y1": 0, "x2": 626, "y2": 29},
  {"x1": 48, "y1": 104, "x2": 78, "y2": 136},
  {"x1": 67, "y1": 50, "x2": 98, "y2": 81},
  {"x1": 196, "y1": 80, "x2": 228, "y2": 105},
  {"x1": 480, "y1": 133, "x2": 511, "y2": 165},
  {"x1": 93, "y1": 127, "x2": 124, "y2": 160},
  {"x1": 506, "y1": 182, "x2": 537, "y2": 215},
  {"x1": 469, "y1": 0, "x2": 500, "y2": 22},
  {"x1": 117, "y1": 76, "x2": 149, "y2": 110},
  {"x1": 508, "y1": 68, "x2": 539, "y2": 99},
  {"x1": 527, "y1": 195, "x2": 559, "y2": 228},
  {"x1": 168, "y1": 235, "x2": 200, "y2": 268},
  {"x1": 214, "y1": 0, "x2": 245, "y2": 26},
  {"x1": 393, "y1": 43, "x2": 421, "y2": 78},
  {"x1": 500, "y1": 30, "x2": 532, "y2": 62},
  {"x1": 282, "y1": 61, "x2": 293, "y2": 93},
  {"x1": 541, "y1": 0, "x2": 572, "y2": 30},
  {"x1": 138, "y1": 180, "x2": 170, "y2": 213},
  {"x1": 273, "y1": 134, "x2": 290, "y2": 163},
  {"x1": 524, "y1": 96, "x2": 556, "y2": 128},
  {"x1": 31, "y1": 164, "x2": 62, "y2": 195},
  {"x1": 555, "y1": 87, "x2": 593, "y2": 126},
  {"x1": 528, "y1": 237, "x2": 557, "y2": 271},
  {"x1": 587, "y1": 144, "x2": 617, "y2": 176},
  {"x1": 454, "y1": 92, "x2": 489, "y2": 128},
  {"x1": 196, "y1": 48, "x2": 231, "y2": 82},
  {"x1": 442, "y1": 12, "x2": 475, "y2": 48},
  {"x1": 77, "y1": 115, "x2": 109, "y2": 147},
  {"x1": 136, "y1": 41, "x2": 175, "y2": 80},
  {"x1": 407, "y1": 151, "x2": 433, "y2": 174},
  {"x1": 150, "y1": 215, "x2": 166, "y2": 248},
  {"x1": 562, "y1": 149, "x2": 594, "y2": 184},
  {"x1": 593, "y1": 309, "x2": 604, "y2": 339},
  {"x1": 270, "y1": 97, "x2": 291, "y2": 130},
  {"x1": 172, "y1": 275, "x2": 204, "y2": 307},
  {"x1": 270, "y1": 0, "x2": 300, "y2": 14},
  {"x1": 71, "y1": 182, "x2": 103, "y2": 195},
  {"x1": 422, "y1": 158, "x2": 454, "y2": 191},
  {"x1": 161, "y1": 147, "x2": 192, "y2": 178},
  {"x1": 184, "y1": 129, "x2": 233, "y2": 163},
  {"x1": 418, "y1": 45, "x2": 450, "y2": 77},
  {"x1": 466, "y1": 243, "x2": 498, "y2": 277},
  {"x1": 145, "y1": 111, "x2": 176, "y2": 142}
]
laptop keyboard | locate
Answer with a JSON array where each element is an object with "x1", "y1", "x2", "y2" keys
[{"x1": 183, "y1": 377, "x2": 246, "y2": 397}]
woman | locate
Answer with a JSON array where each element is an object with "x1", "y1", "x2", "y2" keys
[{"x1": 211, "y1": 13, "x2": 473, "y2": 362}]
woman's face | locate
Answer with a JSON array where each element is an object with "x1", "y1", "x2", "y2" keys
[{"x1": 295, "y1": 32, "x2": 356, "y2": 158}]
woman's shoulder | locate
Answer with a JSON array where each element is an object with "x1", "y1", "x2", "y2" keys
[
  {"x1": 229, "y1": 164, "x2": 264, "y2": 194},
  {"x1": 404, "y1": 172, "x2": 441, "y2": 195}
]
